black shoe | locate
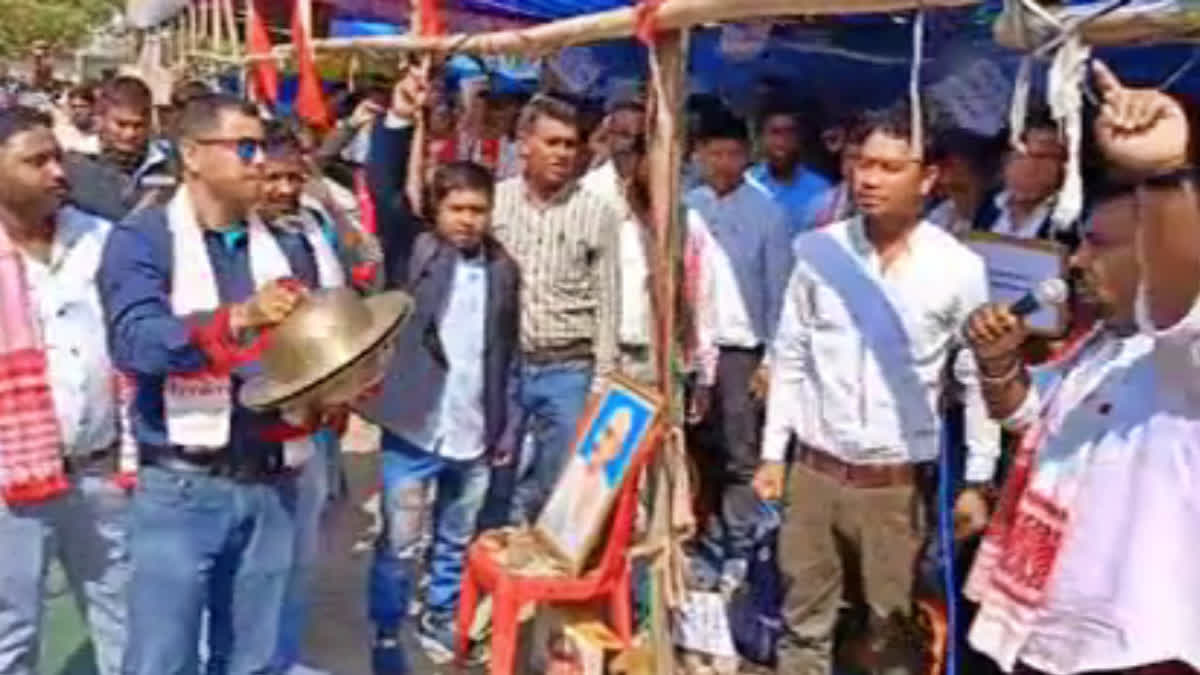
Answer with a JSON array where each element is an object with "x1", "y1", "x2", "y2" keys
[{"x1": 371, "y1": 628, "x2": 410, "y2": 675}]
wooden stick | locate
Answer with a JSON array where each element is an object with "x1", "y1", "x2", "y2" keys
[
  {"x1": 243, "y1": 0, "x2": 975, "y2": 60},
  {"x1": 199, "y1": 0, "x2": 210, "y2": 53},
  {"x1": 222, "y1": 0, "x2": 240, "y2": 56},
  {"x1": 187, "y1": 1, "x2": 198, "y2": 56},
  {"x1": 648, "y1": 30, "x2": 686, "y2": 399},
  {"x1": 212, "y1": 0, "x2": 225, "y2": 54},
  {"x1": 189, "y1": 50, "x2": 246, "y2": 65},
  {"x1": 646, "y1": 32, "x2": 687, "y2": 675}
]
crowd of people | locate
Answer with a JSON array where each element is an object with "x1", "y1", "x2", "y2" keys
[{"x1": 0, "y1": 48, "x2": 1197, "y2": 675}]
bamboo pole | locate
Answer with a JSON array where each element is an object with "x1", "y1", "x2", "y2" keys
[
  {"x1": 222, "y1": 0, "x2": 240, "y2": 56},
  {"x1": 187, "y1": 1, "x2": 198, "y2": 56},
  {"x1": 212, "y1": 0, "x2": 225, "y2": 53},
  {"x1": 648, "y1": 31, "x2": 686, "y2": 399},
  {"x1": 243, "y1": 0, "x2": 256, "y2": 93},
  {"x1": 199, "y1": 0, "x2": 210, "y2": 53},
  {"x1": 243, "y1": 0, "x2": 974, "y2": 60}
]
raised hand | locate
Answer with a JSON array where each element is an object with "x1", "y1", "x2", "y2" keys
[
  {"x1": 1092, "y1": 60, "x2": 1190, "y2": 177},
  {"x1": 390, "y1": 61, "x2": 431, "y2": 120}
]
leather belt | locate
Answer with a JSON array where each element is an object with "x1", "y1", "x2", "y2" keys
[
  {"x1": 523, "y1": 341, "x2": 594, "y2": 366},
  {"x1": 797, "y1": 444, "x2": 919, "y2": 489},
  {"x1": 62, "y1": 447, "x2": 117, "y2": 474},
  {"x1": 144, "y1": 446, "x2": 297, "y2": 484}
]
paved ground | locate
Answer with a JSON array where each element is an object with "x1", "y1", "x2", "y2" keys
[{"x1": 41, "y1": 420, "x2": 492, "y2": 675}]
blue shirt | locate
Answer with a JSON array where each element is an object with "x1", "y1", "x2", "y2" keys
[
  {"x1": 746, "y1": 162, "x2": 832, "y2": 238},
  {"x1": 99, "y1": 207, "x2": 319, "y2": 465}
]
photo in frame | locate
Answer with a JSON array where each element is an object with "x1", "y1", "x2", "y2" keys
[{"x1": 536, "y1": 376, "x2": 664, "y2": 575}]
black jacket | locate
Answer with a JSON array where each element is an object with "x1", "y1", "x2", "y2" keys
[
  {"x1": 64, "y1": 141, "x2": 177, "y2": 223},
  {"x1": 359, "y1": 118, "x2": 523, "y2": 458}
]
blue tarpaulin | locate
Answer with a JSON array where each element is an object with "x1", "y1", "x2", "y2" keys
[{"x1": 322, "y1": 0, "x2": 1200, "y2": 110}]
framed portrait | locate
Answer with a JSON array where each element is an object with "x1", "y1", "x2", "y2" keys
[
  {"x1": 965, "y1": 232, "x2": 1069, "y2": 336},
  {"x1": 535, "y1": 375, "x2": 665, "y2": 575}
]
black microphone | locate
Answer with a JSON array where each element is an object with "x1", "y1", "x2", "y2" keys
[{"x1": 1010, "y1": 279, "x2": 1069, "y2": 317}]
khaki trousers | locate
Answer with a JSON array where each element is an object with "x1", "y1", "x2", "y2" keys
[{"x1": 776, "y1": 463, "x2": 926, "y2": 674}]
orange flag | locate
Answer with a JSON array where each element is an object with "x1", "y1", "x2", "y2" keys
[{"x1": 292, "y1": 0, "x2": 332, "y2": 130}]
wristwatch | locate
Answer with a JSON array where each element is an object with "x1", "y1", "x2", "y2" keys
[
  {"x1": 960, "y1": 481, "x2": 997, "y2": 503},
  {"x1": 1141, "y1": 166, "x2": 1195, "y2": 188}
]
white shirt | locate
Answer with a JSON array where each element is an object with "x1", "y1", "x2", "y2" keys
[
  {"x1": 617, "y1": 217, "x2": 651, "y2": 347},
  {"x1": 991, "y1": 191, "x2": 1054, "y2": 239},
  {"x1": 401, "y1": 256, "x2": 489, "y2": 461},
  {"x1": 763, "y1": 217, "x2": 1000, "y2": 480},
  {"x1": 617, "y1": 208, "x2": 716, "y2": 354},
  {"x1": 580, "y1": 160, "x2": 628, "y2": 219},
  {"x1": 18, "y1": 208, "x2": 117, "y2": 455},
  {"x1": 969, "y1": 292, "x2": 1200, "y2": 674},
  {"x1": 54, "y1": 124, "x2": 100, "y2": 155},
  {"x1": 684, "y1": 181, "x2": 792, "y2": 354}
]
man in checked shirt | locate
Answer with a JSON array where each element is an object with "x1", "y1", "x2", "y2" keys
[{"x1": 490, "y1": 94, "x2": 622, "y2": 525}]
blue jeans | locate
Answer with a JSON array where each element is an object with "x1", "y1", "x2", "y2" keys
[
  {"x1": 0, "y1": 468, "x2": 129, "y2": 675},
  {"x1": 510, "y1": 361, "x2": 591, "y2": 524},
  {"x1": 274, "y1": 432, "x2": 337, "y2": 670},
  {"x1": 368, "y1": 433, "x2": 490, "y2": 630},
  {"x1": 124, "y1": 465, "x2": 296, "y2": 675}
]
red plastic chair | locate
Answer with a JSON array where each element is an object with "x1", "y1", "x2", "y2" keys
[{"x1": 456, "y1": 438, "x2": 657, "y2": 675}]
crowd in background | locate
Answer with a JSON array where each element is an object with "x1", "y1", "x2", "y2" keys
[{"x1": 0, "y1": 48, "x2": 1197, "y2": 675}]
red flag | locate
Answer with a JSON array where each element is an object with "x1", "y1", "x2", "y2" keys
[
  {"x1": 246, "y1": 0, "x2": 279, "y2": 103},
  {"x1": 634, "y1": 0, "x2": 665, "y2": 45},
  {"x1": 417, "y1": 0, "x2": 445, "y2": 36},
  {"x1": 292, "y1": 0, "x2": 332, "y2": 130}
]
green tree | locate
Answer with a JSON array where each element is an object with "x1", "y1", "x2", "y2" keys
[{"x1": 0, "y1": 0, "x2": 122, "y2": 59}]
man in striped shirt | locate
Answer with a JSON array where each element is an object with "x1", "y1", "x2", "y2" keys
[{"x1": 490, "y1": 94, "x2": 622, "y2": 525}]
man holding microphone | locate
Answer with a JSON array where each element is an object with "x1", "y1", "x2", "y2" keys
[{"x1": 962, "y1": 63, "x2": 1200, "y2": 675}]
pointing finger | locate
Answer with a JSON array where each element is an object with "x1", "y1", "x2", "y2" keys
[{"x1": 1092, "y1": 60, "x2": 1124, "y2": 98}]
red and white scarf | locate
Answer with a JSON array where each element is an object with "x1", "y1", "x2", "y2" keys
[
  {"x1": 0, "y1": 209, "x2": 136, "y2": 503},
  {"x1": 164, "y1": 186, "x2": 343, "y2": 465},
  {"x1": 965, "y1": 326, "x2": 1104, "y2": 667}
]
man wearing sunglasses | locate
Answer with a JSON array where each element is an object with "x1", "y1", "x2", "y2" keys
[
  {"x1": 64, "y1": 76, "x2": 176, "y2": 223},
  {"x1": 99, "y1": 94, "x2": 333, "y2": 675}
]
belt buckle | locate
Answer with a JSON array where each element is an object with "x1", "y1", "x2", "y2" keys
[{"x1": 837, "y1": 458, "x2": 854, "y2": 484}]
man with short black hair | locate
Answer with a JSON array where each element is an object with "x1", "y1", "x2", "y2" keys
[
  {"x1": 65, "y1": 75, "x2": 176, "y2": 222},
  {"x1": 0, "y1": 105, "x2": 133, "y2": 675},
  {"x1": 361, "y1": 69, "x2": 523, "y2": 670},
  {"x1": 580, "y1": 95, "x2": 646, "y2": 215},
  {"x1": 685, "y1": 109, "x2": 792, "y2": 590},
  {"x1": 100, "y1": 94, "x2": 332, "y2": 675},
  {"x1": 491, "y1": 93, "x2": 621, "y2": 525},
  {"x1": 55, "y1": 82, "x2": 100, "y2": 154},
  {"x1": 964, "y1": 62, "x2": 1200, "y2": 675},
  {"x1": 758, "y1": 101, "x2": 999, "y2": 674},
  {"x1": 746, "y1": 104, "x2": 832, "y2": 238}
]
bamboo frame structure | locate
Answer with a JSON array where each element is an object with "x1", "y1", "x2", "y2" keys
[
  {"x1": 145, "y1": 3, "x2": 945, "y2": 671},
  {"x1": 238, "y1": 0, "x2": 975, "y2": 60}
]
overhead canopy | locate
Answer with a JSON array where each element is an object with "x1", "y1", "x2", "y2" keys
[
  {"x1": 131, "y1": 0, "x2": 979, "y2": 35},
  {"x1": 251, "y1": 0, "x2": 977, "y2": 59},
  {"x1": 992, "y1": 0, "x2": 1200, "y2": 49}
]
